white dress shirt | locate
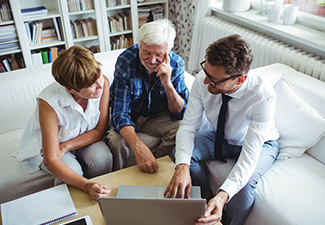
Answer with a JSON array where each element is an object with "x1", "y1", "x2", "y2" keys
[
  {"x1": 175, "y1": 70, "x2": 279, "y2": 201},
  {"x1": 13, "y1": 76, "x2": 104, "y2": 174}
]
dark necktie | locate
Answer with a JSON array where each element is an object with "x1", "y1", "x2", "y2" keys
[{"x1": 214, "y1": 94, "x2": 232, "y2": 162}]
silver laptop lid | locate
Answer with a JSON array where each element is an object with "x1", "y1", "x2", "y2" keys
[{"x1": 98, "y1": 197, "x2": 206, "y2": 225}]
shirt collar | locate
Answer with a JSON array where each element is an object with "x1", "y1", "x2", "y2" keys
[
  {"x1": 57, "y1": 84, "x2": 84, "y2": 114},
  {"x1": 226, "y1": 73, "x2": 249, "y2": 99}
]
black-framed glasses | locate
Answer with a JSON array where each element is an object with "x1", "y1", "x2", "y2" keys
[{"x1": 200, "y1": 60, "x2": 242, "y2": 86}]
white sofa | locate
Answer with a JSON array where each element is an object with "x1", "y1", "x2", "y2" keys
[{"x1": 1, "y1": 49, "x2": 325, "y2": 225}]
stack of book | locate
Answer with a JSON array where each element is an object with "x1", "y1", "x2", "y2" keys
[
  {"x1": 67, "y1": 0, "x2": 94, "y2": 12},
  {"x1": 107, "y1": 12, "x2": 130, "y2": 33},
  {"x1": 24, "y1": 18, "x2": 62, "y2": 45},
  {"x1": 138, "y1": 6, "x2": 150, "y2": 27},
  {"x1": 21, "y1": 6, "x2": 48, "y2": 18},
  {"x1": 107, "y1": 0, "x2": 130, "y2": 7},
  {"x1": 31, "y1": 46, "x2": 62, "y2": 66},
  {"x1": 0, "y1": 1, "x2": 13, "y2": 21},
  {"x1": 70, "y1": 18, "x2": 97, "y2": 39},
  {"x1": 149, "y1": 4, "x2": 164, "y2": 21},
  {"x1": 0, "y1": 24, "x2": 19, "y2": 52},
  {"x1": 110, "y1": 34, "x2": 133, "y2": 50}
]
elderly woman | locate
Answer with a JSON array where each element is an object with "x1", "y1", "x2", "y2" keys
[{"x1": 14, "y1": 45, "x2": 113, "y2": 201}]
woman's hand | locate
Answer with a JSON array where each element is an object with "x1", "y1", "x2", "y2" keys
[
  {"x1": 58, "y1": 142, "x2": 70, "y2": 158},
  {"x1": 85, "y1": 181, "x2": 111, "y2": 202}
]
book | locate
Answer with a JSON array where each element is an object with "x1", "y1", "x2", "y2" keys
[
  {"x1": 24, "y1": 22, "x2": 32, "y2": 45},
  {"x1": 2, "y1": 58, "x2": 11, "y2": 71},
  {"x1": 37, "y1": 21, "x2": 43, "y2": 44},
  {"x1": 40, "y1": 49, "x2": 49, "y2": 64},
  {"x1": 21, "y1": 6, "x2": 48, "y2": 18},
  {"x1": 31, "y1": 52, "x2": 43, "y2": 66},
  {"x1": 52, "y1": 18, "x2": 62, "y2": 41},
  {"x1": 42, "y1": 34, "x2": 58, "y2": 41},
  {"x1": 1, "y1": 184, "x2": 77, "y2": 225},
  {"x1": 50, "y1": 47, "x2": 58, "y2": 62},
  {"x1": 88, "y1": 17, "x2": 97, "y2": 35},
  {"x1": 70, "y1": 20, "x2": 77, "y2": 38}
]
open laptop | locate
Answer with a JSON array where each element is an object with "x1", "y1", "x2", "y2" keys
[{"x1": 97, "y1": 185, "x2": 206, "y2": 225}]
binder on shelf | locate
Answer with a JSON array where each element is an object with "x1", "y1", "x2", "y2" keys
[
  {"x1": 52, "y1": 18, "x2": 62, "y2": 41},
  {"x1": 21, "y1": 6, "x2": 48, "y2": 18},
  {"x1": 2, "y1": 58, "x2": 11, "y2": 71},
  {"x1": 31, "y1": 51, "x2": 43, "y2": 66},
  {"x1": 1, "y1": 184, "x2": 77, "y2": 225}
]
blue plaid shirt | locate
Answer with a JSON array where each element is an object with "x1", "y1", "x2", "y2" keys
[{"x1": 110, "y1": 44, "x2": 189, "y2": 132}]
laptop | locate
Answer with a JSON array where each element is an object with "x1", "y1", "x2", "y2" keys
[{"x1": 97, "y1": 185, "x2": 206, "y2": 225}]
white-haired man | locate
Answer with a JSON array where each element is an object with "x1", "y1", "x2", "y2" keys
[{"x1": 106, "y1": 19, "x2": 189, "y2": 173}]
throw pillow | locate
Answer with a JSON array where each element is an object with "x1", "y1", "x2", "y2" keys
[{"x1": 274, "y1": 76, "x2": 325, "y2": 159}]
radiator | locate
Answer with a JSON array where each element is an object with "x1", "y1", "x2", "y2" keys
[{"x1": 200, "y1": 16, "x2": 325, "y2": 81}]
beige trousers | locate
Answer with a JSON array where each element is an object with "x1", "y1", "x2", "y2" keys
[{"x1": 106, "y1": 110, "x2": 181, "y2": 171}]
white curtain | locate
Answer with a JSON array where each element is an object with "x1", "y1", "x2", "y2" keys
[{"x1": 188, "y1": 0, "x2": 212, "y2": 74}]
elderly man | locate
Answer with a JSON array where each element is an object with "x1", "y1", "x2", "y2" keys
[{"x1": 106, "y1": 19, "x2": 188, "y2": 173}]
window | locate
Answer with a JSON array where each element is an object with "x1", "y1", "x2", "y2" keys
[
  {"x1": 249, "y1": 0, "x2": 325, "y2": 31},
  {"x1": 284, "y1": 0, "x2": 325, "y2": 18}
]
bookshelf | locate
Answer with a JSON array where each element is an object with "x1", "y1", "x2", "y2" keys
[
  {"x1": 0, "y1": 0, "x2": 168, "y2": 73},
  {"x1": 59, "y1": 0, "x2": 105, "y2": 53}
]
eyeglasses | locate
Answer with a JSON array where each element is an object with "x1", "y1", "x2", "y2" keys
[{"x1": 200, "y1": 60, "x2": 242, "y2": 87}]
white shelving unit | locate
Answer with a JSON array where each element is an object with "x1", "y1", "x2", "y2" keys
[
  {"x1": 0, "y1": 0, "x2": 168, "y2": 72},
  {"x1": 9, "y1": 0, "x2": 66, "y2": 68},
  {"x1": 59, "y1": 0, "x2": 105, "y2": 52}
]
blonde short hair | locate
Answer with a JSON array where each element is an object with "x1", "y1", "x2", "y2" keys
[{"x1": 52, "y1": 45, "x2": 101, "y2": 91}]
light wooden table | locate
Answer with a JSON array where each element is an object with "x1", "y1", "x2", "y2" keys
[{"x1": 61, "y1": 156, "x2": 176, "y2": 224}]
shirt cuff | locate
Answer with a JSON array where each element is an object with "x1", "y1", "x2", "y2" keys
[{"x1": 218, "y1": 182, "x2": 239, "y2": 203}]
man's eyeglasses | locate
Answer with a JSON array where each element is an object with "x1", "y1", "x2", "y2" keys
[{"x1": 200, "y1": 60, "x2": 242, "y2": 86}]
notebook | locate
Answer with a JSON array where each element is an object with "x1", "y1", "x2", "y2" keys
[
  {"x1": 1, "y1": 184, "x2": 77, "y2": 225},
  {"x1": 98, "y1": 185, "x2": 206, "y2": 225}
]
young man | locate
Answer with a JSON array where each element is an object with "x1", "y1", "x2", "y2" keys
[
  {"x1": 165, "y1": 34, "x2": 279, "y2": 225},
  {"x1": 107, "y1": 19, "x2": 189, "y2": 173}
]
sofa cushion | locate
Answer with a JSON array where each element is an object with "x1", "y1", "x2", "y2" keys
[
  {"x1": 285, "y1": 72, "x2": 325, "y2": 164},
  {"x1": 273, "y1": 76, "x2": 325, "y2": 159},
  {"x1": 0, "y1": 64, "x2": 54, "y2": 135},
  {"x1": 94, "y1": 49, "x2": 124, "y2": 84},
  {"x1": 244, "y1": 153, "x2": 325, "y2": 225},
  {"x1": 0, "y1": 129, "x2": 54, "y2": 204}
]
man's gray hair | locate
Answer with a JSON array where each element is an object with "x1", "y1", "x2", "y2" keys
[{"x1": 138, "y1": 19, "x2": 176, "y2": 52}]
